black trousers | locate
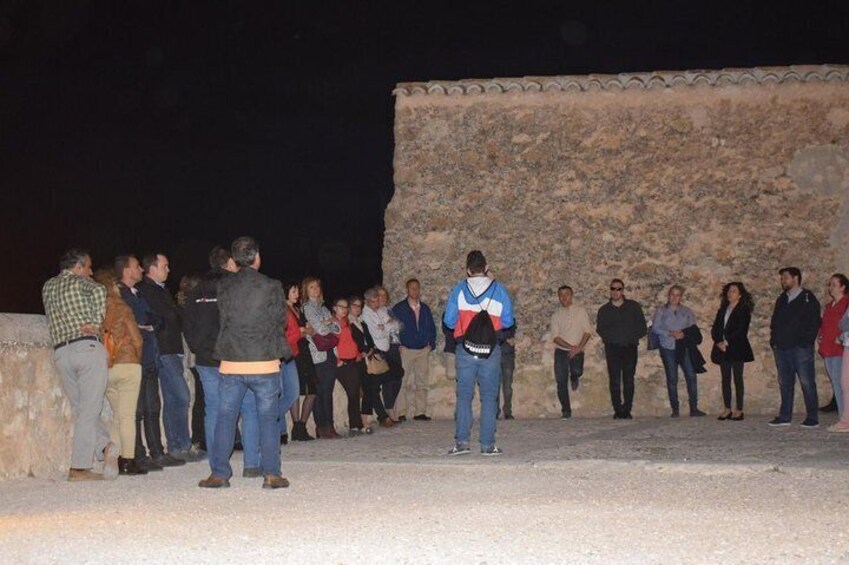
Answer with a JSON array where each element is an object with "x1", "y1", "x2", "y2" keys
[
  {"x1": 135, "y1": 364, "x2": 164, "y2": 459},
  {"x1": 336, "y1": 361, "x2": 364, "y2": 429},
  {"x1": 380, "y1": 344, "x2": 405, "y2": 410},
  {"x1": 720, "y1": 360, "x2": 745, "y2": 411},
  {"x1": 313, "y1": 352, "x2": 337, "y2": 428},
  {"x1": 360, "y1": 364, "x2": 391, "y2": 422},
  {"x1": 189, "y1": 367, "x2": 205, "y2": 447},
  {"x1": 604, "y1": 343, "x2": 637, "y2": 415}
]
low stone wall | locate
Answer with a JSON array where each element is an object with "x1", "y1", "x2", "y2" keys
[
  {"x1": 388, "y1": 66, "x2": 849, "y2": 419},
  {"x1": 0, "y1": 314, "x2": 72, "y2": 480}
]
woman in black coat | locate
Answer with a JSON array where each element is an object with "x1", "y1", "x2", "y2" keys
[{"x1": 711, "y1": 282, "x2": 755, "y2": 421}]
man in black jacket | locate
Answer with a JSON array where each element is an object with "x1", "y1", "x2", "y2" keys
[
  {"x1": 596, "y1": 278, "x2": 647, "y2": 419},
  {"x1": 199, "y1": 236, "x2": 291, "y2": 489},
  {"x1": 138, "y1": 252, "x2": 203, "y2": 462},
  {"x1": 769, "y1": 267, "x2": 821, "y2": 428}
]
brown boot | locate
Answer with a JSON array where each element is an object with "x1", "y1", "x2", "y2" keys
[
  {"x1": 380, "y1": 418, "x2": 394, "y2": 428},
  {"x1": 262, "y1": 475, "x2": 290, "y2": 489},
  {"x1": 325, "y1": 426, "x2": 340, "y2": 439},
  {"x1": 198, "y1": 475, "x2": 230, "y2": 488},
  {"x1": 68, "y1": 468, "x2": 105, "y2": 482}
]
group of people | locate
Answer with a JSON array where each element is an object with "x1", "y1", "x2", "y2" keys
[
  {"x1": 42, "y1": 239, "x2": 849, "y2": 484},
  {"x1": 42, "y1": 238, "x2": 439, "y2": 487}
]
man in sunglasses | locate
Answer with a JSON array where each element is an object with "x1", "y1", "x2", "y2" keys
[{"x1": 596, "y1": 279, "x2": 647, "y2": 419}]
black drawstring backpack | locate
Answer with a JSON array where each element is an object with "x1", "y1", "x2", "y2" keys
[{"x1": 462, "y1": 281, "x2": 497, "y2": 359}]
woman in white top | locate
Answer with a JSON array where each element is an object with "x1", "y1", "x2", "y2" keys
[
  {"x1": 301, "y1": 277, "x2": 341, "y2": 439},
  {"x1": 362, "y1": 286, "x2": 404, "y2": 422}
]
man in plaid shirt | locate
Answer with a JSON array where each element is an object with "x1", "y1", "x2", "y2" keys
[{"x1": 42, "y1": 248, "x2": 117, "y2": 481}]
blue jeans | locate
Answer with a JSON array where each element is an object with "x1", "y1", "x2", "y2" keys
[
  {"x1": 196, "y1": 365, "x2": 260, "y2": 465},
  {"x1": 280, "y1": 360, "x2": 300, "y2": 434},
  {"x1": 454, "y1": 346, "x2": 502, "y2": 450},
  {"x1": 209, "y1": 373, "x2": 282, "y2": 478},
  {"x1": 659, "y1": 347, "x2": 698, "y2": 412},
  {"x1": 157, "y1": 354, "x2": 191, "y2": 452},
  {"x1": 823, "y1": 355, "x2": 844, "y2": 418},
  {"x1": 773, "y1": 346, "x2": 818, "y2": 423}
]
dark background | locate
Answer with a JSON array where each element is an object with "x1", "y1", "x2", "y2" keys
[{"x1": 2, "y1": 1, "x2": 848, "y2": 312}]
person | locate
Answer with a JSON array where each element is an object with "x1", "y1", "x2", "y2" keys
[
  {"x1": 349, "y1": 295, "x2": 393, "y2": 430},
  {"x1": 392, "y1": 278, "x2": 437, "y2": 421},
  {"x1": 818, "y1": 274, "x2": 849, "y2": 419},
  {"x1": 362, "y1": 287, "x2": 404, "y2": 422},
  {"x1": 42, "y1": 249, "x2": 117, "y2": 481},
  {"x1": 302, "y1": 277, "x2": 341, "y2": 439},
  {"x1": 444, "y1": 250, "x2": 515, "y2": 456},
  {"x1": 116, "y1": 254, "x2": 181, "y2": 471},
  {"x1": 176, "y1": 274, "x2": 206, "y2": 451},
  {"x1": 710, "y1": 282, "x2": 754, "y2": 421},
  {"x1": 650, "y1": 285, "x2": 706, "y2": 418},
  {"x1": 377, "y1": 285, "x2": 406, "y2": 421},
  {"x1": 828, "y1": 309, "x2": 849, "y2": 432},
  {"x1": 596, "y1": 278, "x2": 647, "y2": 419},
  {"x1": 94, "y1": 268, "x2": 146, "y2": 476},
  {"x1": 199, "y1": 236, "x2": 291, "y2": 489},
  {"x1": 333, "y1": 297, "x2": 367, "y2": 435},
  {"x1": 138, "y1": 253, "x2": 202, "y2": 462},
  {"x1": 768, "y1": 267, "x2": 821, "y2": 428},
  {"x1": 442, "y1": 313, "x2": 457, "y2": 381},
  {"x1": 498, "y1": 323, "x2": 517, "y2": 420},
  {"x1": 550, "y1": 285, "x2": 593, "y2": 419},
  {"x1": 285, "y1": 281, "x2": 317, "y2": 441},
  {"x1": 277, "y1": 282, "x2": 302, "y2": 444}
]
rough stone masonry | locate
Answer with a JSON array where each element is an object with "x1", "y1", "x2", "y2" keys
[{"x1": 385, "y1": 65, "x2": 849, "y2": 419}]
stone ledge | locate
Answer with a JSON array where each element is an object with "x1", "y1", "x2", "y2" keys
[{"x1": 393, "y1": 64, "x2": 849, "y2": 96}]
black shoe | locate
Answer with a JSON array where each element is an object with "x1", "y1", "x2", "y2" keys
[
  {"x1": 623, "y1": 412, "x2": 633, "y2": 419},
  {"x1": 730, "y1": 413, "x2": 745, "y2": 421},
  {"x1": 118, "y1": 457, "x2": 148, "y2": 476},
  {"x1": 153, "y1": 453, "x2": 186, "y2": 467},
  {"x1": 717, "y1": 411, "x2": 732, "y2": 421},
  {"x1": 398, "y1": 416, "x2": 407, "y2": 423},
  {"x1": 280, "y1": 433, "x2": 289, "y2": 445},
  {"x1": 671, "y1": 409, "x2": 680, "y2": 418},
  {"x1": 561, "y1": 413, "x2": 572, "y2": 420},
  {"x1": 136, "y1": 456, "x2": 163, "y2": 472},
  {"x1": 690, "y1": 408, "x2": 706, "y2": 417},
  {"x1": 820, "y1": 396, "x2": 838, "y2": 413},
  {"x1": 504, "y1": 414, "x2": 515, "y2": 420},
  {"x1": 413, "y1": 414, "x2": 431, "y2": 421}
]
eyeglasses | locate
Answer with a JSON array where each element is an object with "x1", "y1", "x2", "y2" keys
[
  {"x1": 351, "y1": 303, "x2": 363, "y2": 308},
  {"x1": 610, "y1": 287, "x2": 624, "y2": 291}
]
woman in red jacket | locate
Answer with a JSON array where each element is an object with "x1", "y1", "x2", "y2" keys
[
  {"x1": 285, "y1": 282, "x2": 317, "y2": 441},
  {"x1": 819, "y1": 274, "x2": 849, "y2": 419}
]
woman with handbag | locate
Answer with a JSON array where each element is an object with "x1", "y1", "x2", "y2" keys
[
  {"x1": 302, "y1": 277, "x2": 341, "y2": 439},
  {"x1": 710, "y1": 282, "x2": 755, "y2": 421},
  {"x1": 362, "y1": 286, "x2": 405, "y2": 422},
  {"x1": 349, "y1": 296, "x2": 394, "y2": 430}
]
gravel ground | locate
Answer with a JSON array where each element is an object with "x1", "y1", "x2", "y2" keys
[{"x1": 1, "y1": 417, "x2": 848, "y2": 564}]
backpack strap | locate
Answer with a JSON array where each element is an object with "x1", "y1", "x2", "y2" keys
[{"x1": 466, "y1": 280, "x2": 495, "y2": 313}]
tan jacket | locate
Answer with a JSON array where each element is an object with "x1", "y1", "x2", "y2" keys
[{"x1": 104, "y1": 294, "x2": 143, "y2": 365}]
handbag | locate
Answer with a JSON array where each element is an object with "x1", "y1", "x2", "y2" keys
[
  {"x1": 366, "y1": 353, "x2": 390, "y2": 375},
  {"x1": 312, "y1": 332, "x2": 339, "y2": 352}
]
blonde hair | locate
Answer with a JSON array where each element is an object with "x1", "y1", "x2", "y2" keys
[{"x1": 301, "y1": 277, "x2": 323, "y2": 304}]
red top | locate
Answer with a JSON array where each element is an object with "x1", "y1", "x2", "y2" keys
[
  {"x1": 336, "y1": 317, "x2": 360, "y2": 361},
  {"x1": 819, "y1": 295, "x2": 849, "y2": 357},
  {"x1": 285, "y1": 307, "x2": 300, "y2": 357}
]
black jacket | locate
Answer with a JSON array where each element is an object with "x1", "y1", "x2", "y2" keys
[
  {"x1": 137, "y1": 276, "x2": 183, "y2": 355},
  {"x1": 770, "y1": 289, "x2": 821, "y2": 350},
  {"x1": 351, "y1": 320, "x2": 376, "y2": 354},
  {"x1": 214, "y1": 267, "x2": 290, "y2": 362},
  {"x1": 182, "y1": 269, "x2": 229, "y2": 367},
  {"x1": 676, "y1": 324, "x2": 706, "y2": 374},
  {"x1": 710, "y1": 305, "x2": 754, "y2": 363},
  {"x1": 597, "y1": 299, "x2": 647, "y2": 346}
]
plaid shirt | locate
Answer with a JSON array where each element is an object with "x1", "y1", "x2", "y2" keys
[{"x1": 42, "y1": 270, "x2": 107, "y2": 345}]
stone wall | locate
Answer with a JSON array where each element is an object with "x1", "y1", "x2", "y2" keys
[
  {"x1": 386, "y1": 65, "x2": 849, "y2": 419},
  {"x1": 0, "y1": 314, "x2": 72, "y2": 480}
]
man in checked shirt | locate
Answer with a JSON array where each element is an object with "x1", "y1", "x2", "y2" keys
[{"x1": 42, "y1": 248, "x2": 117, "y2": 481}]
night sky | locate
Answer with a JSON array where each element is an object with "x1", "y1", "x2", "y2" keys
[{"x1": 2, "y1": 1, "x2": 848, "y2": 313}]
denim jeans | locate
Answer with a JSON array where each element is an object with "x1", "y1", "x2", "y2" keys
[
  {"x1": 157, "y1": 354, "x2": 191, "y2": 452},
  {"x1": 822, "y1": 355, "x2": 843, "y2": 418},
  {"x1": 773, "y1": 346, "x2": 818, "y2": 423},
  {"x1": 209, "y1": 373, "x2": 282, "y2": 479},
  {"x1": 455, "y1": 345, "x2": 502, "y2": 450},
  {"x1": 659, "y1": 347, "x2": 698, "y2": 412},
  {"x1": 553, "y1": 349, "x2": 584, "y2": 416},
  {"x1": 197, "y1": 365, "x2": 260, "y2": 467},
  {"x1": 313, "y1": 353, "x2": 337, "y2": 428},
  {"x1": 280, "y1": 360, "x2": 300, "y2": 434}
]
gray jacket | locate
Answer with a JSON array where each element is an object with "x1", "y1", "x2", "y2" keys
[{"x1": 214, "y1": 267, "x2": 290, "y2": 362}]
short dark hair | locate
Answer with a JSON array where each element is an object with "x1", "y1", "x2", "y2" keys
[
  {"x1": 832, "y1": 273, "x2": 849, "y2": 294},
  {"x1": 406, "y1": 278, "x2": 420, "y2": 287},
  {"x1": 114, "y1": 254, "x2": 137, "y2": 277},
  {"x1": 142, "y1": 252, "x2": 166, "y2": 274},
  {"x1": 231, "y1": 236, "x2": 259, "y2": 268},
  {"x1": 209, "y1": 246, "x2": 232, "y2": 270},
  {"x1": 778, "y1": 267, "x2": 802, "y2": 284},
  {"x1": 59, "y1": 248, "x2": 90, "y2": 271},
  {"x1": 466, "y1": 250, "x2": 487, "y2": 275},
  {"x1": 610, "y1": 278, "x2": 624, "y2": 287},
  {"x1": 557, "y1": 285, "x2": 573, "y2": 294}
]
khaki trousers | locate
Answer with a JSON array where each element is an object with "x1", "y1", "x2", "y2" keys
[
  {"x1": 398, "y1": 347, "x2": 430, "y2": 417},
  {"x1": 107, "y1": 363, "x2": 142, "y2": 458}
]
